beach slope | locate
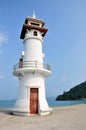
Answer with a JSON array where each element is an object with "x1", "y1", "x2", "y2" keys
[{"x1": 0, "y1": 104, "x2": 86, "y2": 130}]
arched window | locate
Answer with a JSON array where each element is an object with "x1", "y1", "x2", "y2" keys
[{"x1": 33, "y1": 31, "x2": 37, "y2": 36}]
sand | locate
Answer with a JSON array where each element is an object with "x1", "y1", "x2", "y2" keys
[{"x1": 0, "y1": 104, "x2": 86, "y2": 130}]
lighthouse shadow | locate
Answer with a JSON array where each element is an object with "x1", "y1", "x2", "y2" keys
[{"x1": 0, "y1": 108, "x2": 13, "y2": 115}]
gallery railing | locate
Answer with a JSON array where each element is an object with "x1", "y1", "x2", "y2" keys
[{"x1": 14, "y1": 61, "x2": 50, "y2": 71}]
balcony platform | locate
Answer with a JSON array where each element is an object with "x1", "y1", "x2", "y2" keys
[{"x1": 13, "y1": 61, "x2": 51, "y2": 77}]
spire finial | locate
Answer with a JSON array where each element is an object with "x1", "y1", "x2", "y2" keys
[{"x1": 32, "y1": 11, "x2": 36, "y2": 18}]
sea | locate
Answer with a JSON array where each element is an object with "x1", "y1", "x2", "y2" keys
[{"x1": 0, "y1": 97, "x2": 86, "y2": 108}]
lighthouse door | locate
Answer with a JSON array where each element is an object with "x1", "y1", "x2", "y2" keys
[{"x1": 30, "y1": 88, "x2": 38, "y2": 114}]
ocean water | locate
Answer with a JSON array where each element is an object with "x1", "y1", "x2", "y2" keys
[
  {"x1": 0, "y1": 97, "x2": 86, "y2": 108},
  {"x1": 47, "y1": 97, "x2": 86, "y2": 107}
]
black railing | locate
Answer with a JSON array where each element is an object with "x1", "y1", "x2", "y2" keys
[{"x1": 14, "y1": 61, "x2": 50, "y2": 71}]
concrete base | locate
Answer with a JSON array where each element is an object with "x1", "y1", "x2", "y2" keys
[
  {"x1": 40, "y1": 107, "x2": 52, "y2": 116},
  {"x1": 12, "y1": 107, "x2": 52, "y2": 116},
  {"x1": 13, "y1": 111, "x2": 29, "y2": 116}
]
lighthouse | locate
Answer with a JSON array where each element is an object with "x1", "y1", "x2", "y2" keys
[{"x1": 13, "y1": 14, "x2": 52, "y2": 116}]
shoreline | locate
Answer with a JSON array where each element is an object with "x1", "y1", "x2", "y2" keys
[{"x1": 0, "y1": 104, "x2": 86, "y2": 130}]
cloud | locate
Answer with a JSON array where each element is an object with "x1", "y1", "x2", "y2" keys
[
  {"x1": 60, "y1": 76, "x2": 68, "y2": 83},
  {"x1": 0, "y1": 75, "x2": 4, "y2": 79},
  {"x1": 0, "y1": 31, "x2": 8, "y2": 48}
]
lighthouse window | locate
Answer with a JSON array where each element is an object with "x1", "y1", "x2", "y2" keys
[
  {"x1": 31, "y1": 22, "x2": 39, "y2": 26},
  {"x1": 33, "y1": 31, "x2": 37, "y2": 36}
]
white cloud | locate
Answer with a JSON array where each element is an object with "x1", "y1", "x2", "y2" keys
[
  {"x1": 60, "y1": 76, "x2": 68, "y2": 83},
  {"x1": 0, "y1": 75, "x2": 4, "y2": 79},
  {"x1": 0, "y1": 31, "x2": 8, "y2": 48}
]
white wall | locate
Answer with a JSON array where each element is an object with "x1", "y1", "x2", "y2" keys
[
  {"x1": 15, "y1": 72, "x2": 49, "y2": 112},
  {"x1": 23, "y1": 30, "x2": 43, "y2": 63}
]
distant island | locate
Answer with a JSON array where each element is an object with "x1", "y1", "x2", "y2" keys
[{"x1": 56, "y1": 81, "x2": 86, "y2": 100}]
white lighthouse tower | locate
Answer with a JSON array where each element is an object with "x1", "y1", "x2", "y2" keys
[{"x1": 13, "y1": 14, "x2": 52, "y2": 116}]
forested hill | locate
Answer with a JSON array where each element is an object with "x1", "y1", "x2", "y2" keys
[{"x1": 56, "y1": 81, "x2": 86, "y2": 100}]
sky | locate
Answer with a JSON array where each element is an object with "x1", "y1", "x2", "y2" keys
[{"x1": 0, "y1": 0, "x2": 86, "y2": 100}]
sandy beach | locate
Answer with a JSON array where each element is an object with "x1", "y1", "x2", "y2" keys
[{"x1": 0, "y1": 104, "x2": 86, "y2": 130}]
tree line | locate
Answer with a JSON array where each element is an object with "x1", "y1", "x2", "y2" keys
[{"x1": 56, "y1": 81, "x2": 86, "y2": 100}]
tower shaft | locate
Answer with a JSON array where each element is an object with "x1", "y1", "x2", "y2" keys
[{"x1": 13, "y1": 16, "x2": 52, "y2": 116}]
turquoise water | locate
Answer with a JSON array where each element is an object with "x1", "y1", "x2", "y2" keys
[
  {"x1": 0, "y1": 100, "x2": 16, "y2": 108},
  {"x1": 0, "y1": 97, "x2": 86, "y2": 108},
  {"x1": 47, "y1": 97, "x2": 86, "y2": 106}
]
